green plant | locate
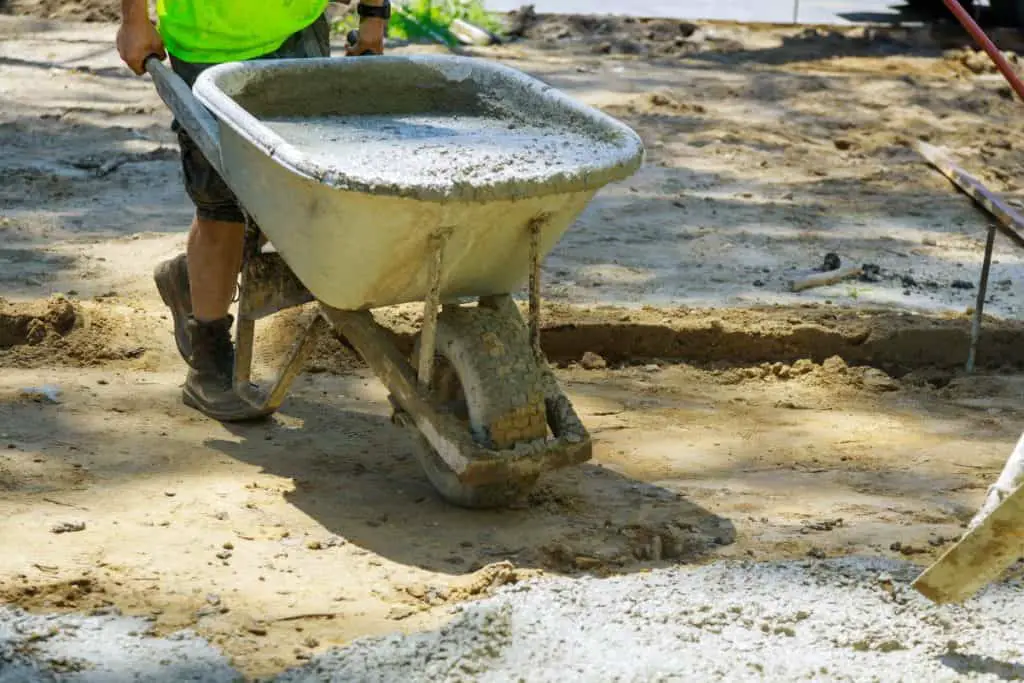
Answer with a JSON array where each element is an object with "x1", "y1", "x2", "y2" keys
[
  {"x1": 331, "y1": 11, "x2": 361, "y2": 34},
  {"x1": 334, "y1": 0, "x2": 503, "y2": 46}
]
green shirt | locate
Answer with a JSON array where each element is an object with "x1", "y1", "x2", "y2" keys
[{"x1": 157, "y1": 0, "x2": 330, "y2": 64}]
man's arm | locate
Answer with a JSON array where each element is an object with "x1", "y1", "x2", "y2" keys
[
  {"x1": 346, "y1": 0, "x2": 388, "y2": 56},
  {"x1": 117, "y1": 0, "x2": 166, "y2": 75}
]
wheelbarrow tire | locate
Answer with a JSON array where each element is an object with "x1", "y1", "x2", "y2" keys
[{"x1": 405, "y1": 305, "x2": 548, "y2": 509}]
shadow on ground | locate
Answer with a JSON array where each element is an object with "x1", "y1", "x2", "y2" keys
[{"x1": 209, "y1": 391, "x2": 737, "y2": 576}]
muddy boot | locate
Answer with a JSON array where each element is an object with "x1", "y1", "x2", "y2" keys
[
  {"x1": 154, "y1": 254, "x2": 193, "y2": 363},
  {"x1": 183, "y1": 316, "x2": 267, "y2": 422}
]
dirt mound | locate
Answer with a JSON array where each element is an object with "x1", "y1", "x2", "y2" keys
[
  {"x1": 0, "y1": 297, "x2": 76, "y2": 348},
  {"x1": 0, "y1": 298, "x2": 154, "y2": 369},
  {"x1": 2, "y1": 0, "x2": 118, "y2": 22}
]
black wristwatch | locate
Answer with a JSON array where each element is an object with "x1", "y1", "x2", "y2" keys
[{"x1": 357, "y1": 0, "x2": 391, "y2": 20}]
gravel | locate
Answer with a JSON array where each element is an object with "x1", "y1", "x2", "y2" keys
[
  {"x1": 0, "y1": 607, "x2": 240, "y2": 683},
  {"x1": 4, "y1": 558, "x2": 1024, "y2": 682},
  {"x1": 276, "y1": 558, "x2": 1024, "y2": 683}
]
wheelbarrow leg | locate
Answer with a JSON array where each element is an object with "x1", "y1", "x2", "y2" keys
[
  {"x1": 417, "y1": 229, "x2": 450, "y2": 389},
  {"x1": 228, "y1": 218, "x2": 324, "y2": 415},
  {"x1": 528, "y1": 214, "x2": 549, "y2": 360},
  {"x1": 233, "y1": 220, "x2": 261, "y2": 390}
]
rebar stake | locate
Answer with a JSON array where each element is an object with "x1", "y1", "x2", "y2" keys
[{"x1": 967, "y1": 225, "x2": 997, "y2": 374}]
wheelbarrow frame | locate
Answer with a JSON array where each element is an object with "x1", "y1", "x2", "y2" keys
[{"x1": 145, "y1": 57, "x2": 594, "y2": 493}]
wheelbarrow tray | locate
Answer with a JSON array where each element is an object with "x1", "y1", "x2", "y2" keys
[{"x1": 193, "y1": 55, "x2": 644, "y2": 311}]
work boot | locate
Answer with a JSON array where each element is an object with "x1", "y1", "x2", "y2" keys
[
  {"x1": 154, "y1": 254, "x2": 192, "y2": 363},
  {"x1": 183, "y1": 316, "x2": 267, "y2": 422}
]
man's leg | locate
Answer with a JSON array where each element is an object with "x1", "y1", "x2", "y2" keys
[
  {"x1": 154, "y1": 215, "x2": 243, "y2": 361},
  {"x1": 187, "y1": 217, "x2": 244, "y2": 322}
]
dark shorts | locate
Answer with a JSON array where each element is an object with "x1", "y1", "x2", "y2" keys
[{"x1": 169, "y1": 15, "x2": 331, "y2": 223}]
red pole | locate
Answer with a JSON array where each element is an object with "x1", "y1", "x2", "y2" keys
[{"x1": 941, "y1": 0, "x2": 1024, "y2": 102}]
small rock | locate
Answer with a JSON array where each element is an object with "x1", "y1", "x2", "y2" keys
[
  {"x1": 753, "y1": 279, "x2": 765, "y2": 287},
  {"x1": 387, "y1": 605, "x2": 417, "y2": 621},
  {"x1": 962, "y1": 49, "x2": 992, "y2": 74},
  {"x1": 807, "y1": 547, "x2": 826, "y2": 559},
  {"x1": 860, "y1": 263, "x2": 882, "y2": 283},
  {"x1": 302, "y1": 636, "x2": 319, "y2": 648},
  {"x1": 951, "y1": 279, "x2": 974, "y2": 290},
  {"x1": 216, "y1": 550, "x2": 232, "y2": 560},
  {"x1": 19, "y1": 386, "x2": 62, "y2": 404},
  {"x1": 405, "y1": 583, "x2": 428, "y2": 600},
  {"x1": 574, "y1": 556, "x2": 602, "y2": 570},
  {"x1": 206, "y1": 594, "x2": 221, "y2": 606},
  {"x1": 306, "y1": 540, "x2": 322, "y2": 551},
  {"x1": 245, "y1": 623, "x2": 268, "y2": 636},
  {"x1": 580, "y1": 351, "x2": 607, "y2": 370},
  {"x1": 164, "y1": 490, "x2": 176, "y2": 497},
  {"x1": 823, "y1": 253, "x2": 841, "y2": 271},
  {"x1": 322, "y1": 535, "x2": 346, "y2": 548},
  {"x1": 833, "y1": 138, "x2": 854, "y2": 151},
  {"x1": 222, "y1": 541, "x2": 234, "y2": 550},
  {"x1": 821, "y1": 356, "x2": 848, "y2": 374},
  {"x1": 643, "y1": 364, "x2": 661, "y2": 373},
  {"x1": 898, "y1": 544, "x2": 927, "y2": 556},
  {"x1": 861, "y1": 368, "x2": 899, "y2": 392},
  {"x1": 50, "y1": 521, "x2": 86, "y2": 534}
]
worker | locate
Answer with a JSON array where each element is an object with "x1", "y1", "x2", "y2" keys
[{"x1": 116, "y1": 0, "x2": 389, "y2": 421}]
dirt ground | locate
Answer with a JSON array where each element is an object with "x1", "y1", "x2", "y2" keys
[{"x1": 4, "y1": 9, "x2": 1024, "y2": 679}]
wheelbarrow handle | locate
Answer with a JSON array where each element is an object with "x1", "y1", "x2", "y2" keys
[{"x1": 143, "y1": 54, "x2": 224, "y2": 176}]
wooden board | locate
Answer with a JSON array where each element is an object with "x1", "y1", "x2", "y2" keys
[
  {"x1": 789, "y1": 265, "x2": 862, "y2": 292},
  {"x1": 912, "y1": 483, "x2": 1024, "y2": 604},
  {"x1": 915, "y1": 141, "x2": 1024, "y2": 251}
]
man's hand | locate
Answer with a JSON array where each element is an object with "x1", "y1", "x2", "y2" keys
[
  {"x1": 346, "y1": 17, "x2": 387, "y2": 55},
  {"x1": 117, "y1": 0, "x2": 166, "y2": 75}
]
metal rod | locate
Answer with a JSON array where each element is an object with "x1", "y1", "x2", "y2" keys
[
  {"x1": 941, "y1": 0, "x2": 1024, "y2": 103},
  {"x1": 792, "y1": 0, "x2": 799, "y2": 24},
  {"x1": 528, "y1": 215, "x2": 547, "y2": 360},
  {"x1": 967, "y1": 225, "x2": 997, "y2": 374},
  {"x1": 418, "y1": 231, "x2": 448, "y2": 389}
]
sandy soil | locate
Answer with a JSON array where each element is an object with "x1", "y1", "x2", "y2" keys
[{"x1": 3, "y1": 11, "x2": 1024, "y2": 679}]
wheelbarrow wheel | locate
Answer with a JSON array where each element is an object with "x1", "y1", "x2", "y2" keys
[{"x1": 402, "y1": 305, "x2": 548, "y2": 509}]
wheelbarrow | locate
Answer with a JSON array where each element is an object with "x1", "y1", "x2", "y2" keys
[{"x1": 144, "y1": 53, "x2": 644, "y2": 508}]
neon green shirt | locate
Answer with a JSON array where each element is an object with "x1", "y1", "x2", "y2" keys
[{"x1": 157, "y1": 0, "x2": 330, "y2": 64}]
